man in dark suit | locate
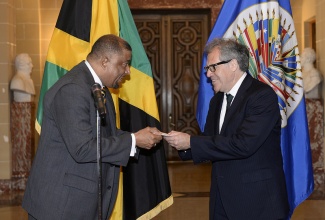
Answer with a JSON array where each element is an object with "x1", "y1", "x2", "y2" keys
[
  {"x1": 22, "y1": 34, "x2": 163, "y2": 220},
  {"x1": 164, "y1": 38, "x2": 289, "y2": 220}
]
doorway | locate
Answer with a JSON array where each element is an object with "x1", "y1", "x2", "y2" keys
[{"x1": 132, "y1": 10, "x2": 210, "y2": 160}]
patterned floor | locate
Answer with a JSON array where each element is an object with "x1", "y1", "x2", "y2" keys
[{"x1": 1, "y1": 162, "x2": 324, "y2": 220}]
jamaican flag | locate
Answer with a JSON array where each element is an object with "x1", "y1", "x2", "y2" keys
[{"x1": 36, "y1": 0, "x2": 173, "y2": 219}]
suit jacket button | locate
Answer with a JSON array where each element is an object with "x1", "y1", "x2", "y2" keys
[{"x1": 107, "y1": 185, "x2": 111, "y2": 190}]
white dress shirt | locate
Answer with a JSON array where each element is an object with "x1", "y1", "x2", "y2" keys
[{"x1": 219, "y1": 73, "x2": 247, "y2": 133}]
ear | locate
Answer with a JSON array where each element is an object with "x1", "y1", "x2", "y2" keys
[
  {"x1": 229, "y1": 59, "x2": 239, "y2": 72},
  {"x1": 101, "y1": 56, "x2": 109, "y2": 69}
]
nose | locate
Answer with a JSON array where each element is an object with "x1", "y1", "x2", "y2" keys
[
  {"x1": 206, "y1": 70, "x2": 212, "y2": 78},
  {"x1": 125, "y1": 64, "x2": 131, "y2": 75}
]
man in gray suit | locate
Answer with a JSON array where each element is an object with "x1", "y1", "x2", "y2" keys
[
  {"x1": 164, "y1": 38, "x2": 289, "y2": 220},
  {"x1": 22, "y1": 34, "x2": 163, "y2": 220}
]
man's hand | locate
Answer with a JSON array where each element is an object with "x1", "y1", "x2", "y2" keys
[
  {"x1": 163, "y1": 130, "x2": 191, "y2": 151},
  {"x1": 134, "y1": 127, "x2": 163, "y2": 149}
]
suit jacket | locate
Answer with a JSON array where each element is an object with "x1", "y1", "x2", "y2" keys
[
  {"x1": 179, "y1": 74, "x2": 289, "y2": 220},
  {"x1": 22, "y1": 61, "x2": 134, "y2": 220}
]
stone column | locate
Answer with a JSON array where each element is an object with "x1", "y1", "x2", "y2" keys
[
  {"x1": 10, "y1": 102, "x2": 35, "y2": 191},
  {"x1": 306, "y1": 98, "x2": 325, "y2": 199}
]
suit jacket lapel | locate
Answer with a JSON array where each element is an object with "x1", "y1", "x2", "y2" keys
[
  {"x1": 220, "y1": 74, "x2": 253, "y2": 134},
  {"x1": 203, "y1": 93, "x2": 223, "y2": 135},
  {"x1": 214, "y1": 94, "x2": 223, "y2": 134}
]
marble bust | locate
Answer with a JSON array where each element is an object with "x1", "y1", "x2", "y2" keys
[
  {"x1": 301, "y1": 48, "x2": 322, "y2": 99},
  {"x1": 10, "y1": 53, "x2": 35, "y2": 102}
]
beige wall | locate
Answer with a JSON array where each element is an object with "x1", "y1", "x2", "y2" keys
[
  {"x1": 16, "y1": 0, "x2": 41, "y2": 96},
  {"x1": 0, "y1": 0, "x2": 324, "y2": 179},
  {"x1": 0, "y1": 0, "x2": 15, "y2": 179},
  {"x1": 291, "y1": 0, "x2": 303, "y2": 51},
  {"x1": 302, "y1": 0, "x2": 316, "y2": 49},
  {"x1": 291, "y1": 0, "x2": 317, "y2": 50}
]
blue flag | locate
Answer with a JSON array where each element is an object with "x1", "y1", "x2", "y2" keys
[{"x1": 196, "y1": 0, "x2": 314, "y2": 217}]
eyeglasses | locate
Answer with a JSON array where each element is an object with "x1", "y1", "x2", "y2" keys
[{"x1": 203, "y1": 60, "x2": 232, "y2": 72}]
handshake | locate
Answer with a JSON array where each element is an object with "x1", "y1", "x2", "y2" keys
[{"x1": 134, "y1": 127, "x2": 191, "y2": 151}]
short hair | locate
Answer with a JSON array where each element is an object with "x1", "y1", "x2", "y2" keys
[
  {"x1": 204, "y1": 38, "x2": 249, "y2": 72},
  {"x1": 88, "y1": 34, "x2": 132, "y2": 59}
]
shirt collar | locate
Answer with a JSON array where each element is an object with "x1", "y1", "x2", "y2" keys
[
  {"x1": 85, "y1": 60, "x2": 103, "y2": 87},
  {"x1": 227, "y1": 72, "x2": 247, "y2": 97}
]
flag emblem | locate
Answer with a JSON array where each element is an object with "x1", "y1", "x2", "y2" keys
[{"x1": 224, "y1": 2, "x2": 302, "y2": 128}]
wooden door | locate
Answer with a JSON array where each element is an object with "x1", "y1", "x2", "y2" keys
[{"x1": 133, "y1": 10, "x2": 209, "y2": 160}]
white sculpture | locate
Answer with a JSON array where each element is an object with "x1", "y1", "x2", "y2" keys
[
  {"x1": 10, "y1": 53, "x2": 35, "y2": 102},
  {"x1": 301, "y1": 48, "x2": 322, "y2": 99}
]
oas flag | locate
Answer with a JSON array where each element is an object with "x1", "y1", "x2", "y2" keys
[
  {"x1": 196, "y1": 0, "x2": 314, "y2": 217},
  {"x1": 36, "y1": 0, "x2": 173, "y2": 219}
]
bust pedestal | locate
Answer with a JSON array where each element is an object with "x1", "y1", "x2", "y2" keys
[
  {"x1": 10, "y1": 102, "x2": 35, "y2": 190},
  {"x1": 305, "y1": 98, "x2": 325, "y2": 199}
]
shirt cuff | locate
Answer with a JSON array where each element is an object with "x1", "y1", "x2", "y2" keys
[{"x1": 130, "y1": 133, "x2": 137, "y2": 156}]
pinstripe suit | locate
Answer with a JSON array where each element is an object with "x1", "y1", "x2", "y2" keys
[
  {"x1": 180, "y1": 74, "x2": 289, "y2": 220},
  {"x1": 22, "y1": 62, "x2": 133, "y2": 220}
]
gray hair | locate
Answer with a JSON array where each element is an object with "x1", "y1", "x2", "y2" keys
[{"x1": 204, "y1": 38, "x2": 249, "y2": 72}]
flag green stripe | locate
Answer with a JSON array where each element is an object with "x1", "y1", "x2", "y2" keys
[
  {"x1": 117, "y1": 0, "x2": 152, "y2": 78},
  {"x1": 117, "y1": 0, "x2": 159, "y2": 121},
  {"x1": 36, "y1": 61, "x2": 68, "y2": 132}
]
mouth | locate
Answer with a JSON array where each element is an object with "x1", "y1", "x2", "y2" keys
[
  {"x1": 117, "y1": 75, "x2": 126, "y2": 84},
  {"x1": 211, "y1": 78, "x2": 218, "y2": 84},
  {"x1": 113, "y1": 74, "x2": 128, "y2": 89}
]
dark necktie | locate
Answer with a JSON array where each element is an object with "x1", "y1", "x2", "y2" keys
[
  {"x1": 226, "y1": 93, "x2": 233, "y2": 110},
  {"x1": 102, "y1": 86, "x2": 117, "y2": 135}
]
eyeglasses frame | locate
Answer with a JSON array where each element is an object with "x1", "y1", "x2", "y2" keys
[{"x1": 203, "y1": 60, "x2": 232, "y2": 72}]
